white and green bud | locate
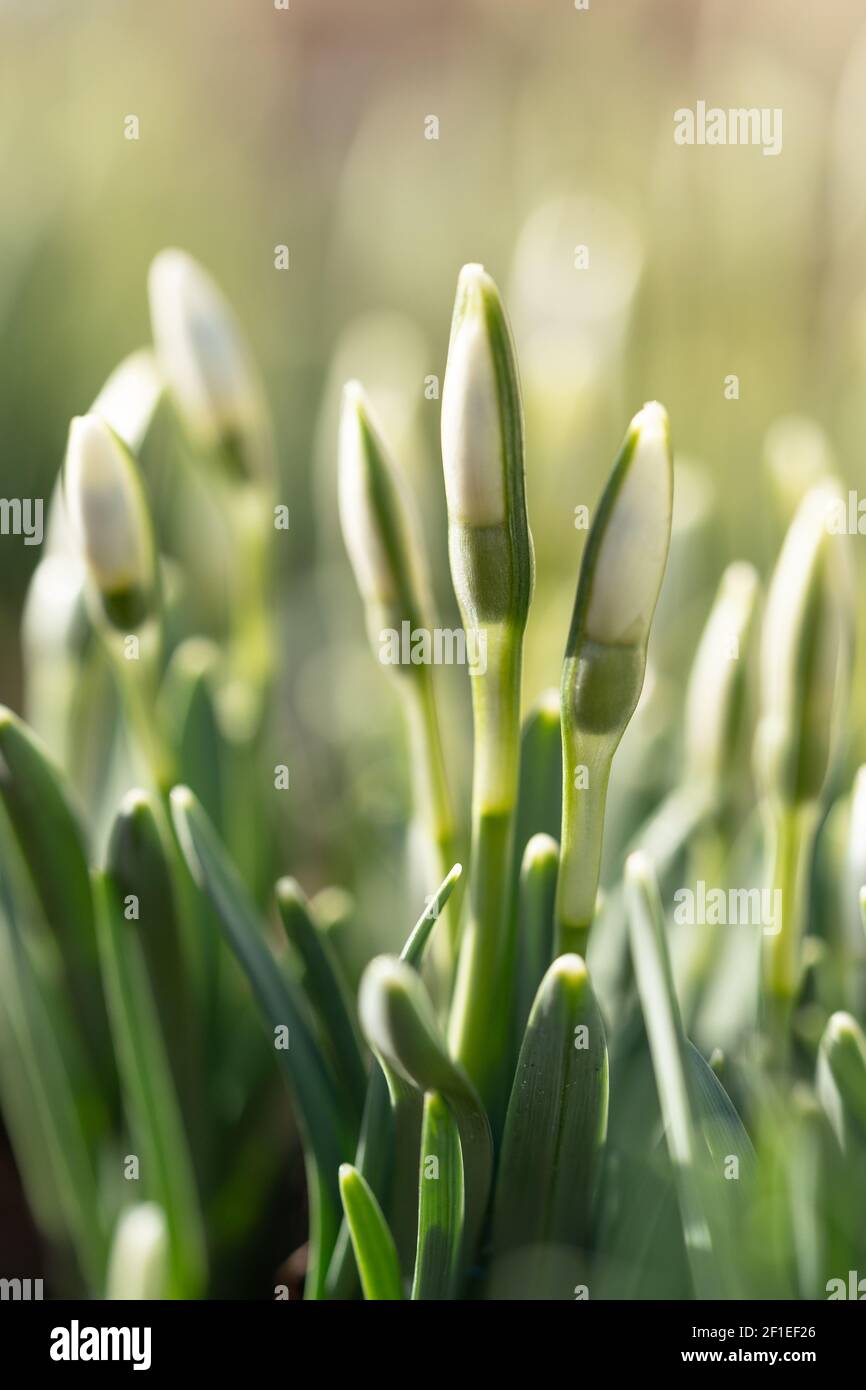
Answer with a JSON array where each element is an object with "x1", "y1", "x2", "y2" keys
[
  {"x1": 338, "y1": 380, "x2": 429, "y2": 658},
  {"x1": 148, "y1": 248, "x2": 273, "y2": 483},
  {"x1": 63, "y1": 414, "x2": 156, "y2": 630},
  {"x1": 756, "y1": 481, "x2": 852, "y2": 808},
  {"x1": 563, "y1": 401, "x2": 673, "y2": 735},
  {"x1": 684, "y1": 561, "x2": 760, "y2": 789},
  {"x1": 441, "y1": 263, "x2": 533, "y2": 629},
  {"x1": 556, "y1": 403, "x2": 673, "y2": 952}
]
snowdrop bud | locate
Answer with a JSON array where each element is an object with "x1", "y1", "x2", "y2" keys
[
  {"x1": 556, "y1": 406, "x2": 673, "y2": 952},
  {"x1": 756, "y1": 481, "x2": 852, "y2": 807},
  {"x1": 563, "y1": 402, "x2": 673, "y2": 738},
  {"x1": 441, "y1": 264, "x2": 533, "y2": 628},
  {"x1": 684, "y1": 562, "x2": 760, "y2": 788},
  {"x1": 338, "y1": 381, "x2": 429, "y2": 653},
  {"x1": 148, "y1": 249, "x2": 272, "y2": 482},
  {"x1": 64, "y1": 414, "x2": 156, "y2": 630},
  {"x1": 106, "y1": 1202, "x2": 169, "y2": 1300}
]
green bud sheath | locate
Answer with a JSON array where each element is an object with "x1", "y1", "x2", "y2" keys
[
  {"x1": 556, "y1": 403, "x2": 673, "y2": 954},
  {"x1": 359, "y1": 955, "x2": 492, "y2": 1272}
]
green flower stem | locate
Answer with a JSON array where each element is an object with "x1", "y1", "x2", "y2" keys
[
  {"x1": 401, "y1": 665, "x2": 461, "y2": 961},
  {"x1": 105, "y1": 627, "x2": 176, "y2": 795},
  {"x1": 448, "y1": 623, "x2": 522, "y2": 1123},
  {"x1": 223, "y1": 484, "x2": 274, "y2": 739},
  {"x1": 556, "y1": 739, "x2": 613, "y2": 957},
  {"x1": 763, "y1": 802, "x2": 820, "y2": 1049}
]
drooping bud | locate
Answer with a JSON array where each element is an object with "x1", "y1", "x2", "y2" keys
[{"x1": 63, "y1": 414, "x2": 156, "y2": 630}]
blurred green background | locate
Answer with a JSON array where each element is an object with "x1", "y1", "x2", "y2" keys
[{"x1": 2, "y1": 0, "x2": 866, "y2": 1281}]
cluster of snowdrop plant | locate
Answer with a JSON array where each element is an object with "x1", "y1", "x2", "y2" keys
[{"x1": 2, "y1": 254, "x2": 866, "y2": 1302}]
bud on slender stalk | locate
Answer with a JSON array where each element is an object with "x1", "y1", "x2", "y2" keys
[
  {"x1": 339, "y1": 382, "x2": 458, "y2": 971},
  {"x1": 441, "y1": 262, "x2": 533, "y2": 633},
  {"x1": 758, "y1": 482, "x2": 853, "y2": 1028},
  {"x1": 63, "y1": 414, "x2": 156, "y2": 631},
  {"x1": 148, "y1": 248, "x2": 273, "y2": 483},
  {"x1": 338, "y1": 381, "x2": 430, "y2": 657},
  {"x1": 441, "y1": 265, "x2": 533, "y2": 1121},
  {"x1": 555, "y1": 402, "x2": 673, "y2": 955}
]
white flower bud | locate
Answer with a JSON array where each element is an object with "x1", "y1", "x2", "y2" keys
[
  {"x1": 583, "y1": 402, "x2": 673, "y2": 647},
  {"x1": 757, "y1": 481, "x2": 851, "y2": 805},
  {"x1": 64, "y1": 414, "x2": 155, "y2": 628},
  {"x1": 106, "y1": 1203, "x2": 168, "y2": 1300},
  {"x1": 338, "y1": 380, "x2": 428, "y2": 626},
  {"x1": 441, "y1": 265, "x2": 507, "y2": 527}
]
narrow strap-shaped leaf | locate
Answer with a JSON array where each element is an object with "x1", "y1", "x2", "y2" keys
[
  {"x1": 491, "y1": 953, "x2": 607, "y2": 1299},
  {"x1": 324, "y1": 865, "x2": 462, "y2": 1298},
  {"x1": 412, "y1": 1091, "x2": 464, "y2": 1300},
  {"x1": 96, "y1": 869, "x2": 207, "y2": 1298},
  {"x1": 338, "y1": 1165, "x2": 404, "y2": 1300},
  {"x1": 0, "y1": 705, "x2": 112, "y2": 1091},
  {"x1": 0, "y1": 898, "x2": 107, "y2": 1291},
  {"x1": 685, "y1": 1039, "x2": 755, "y2": 1173},
  {"x1": 625, "y1": 852, "x2": 721, "y2": 1299},
  {"x1": 359, "y1": 954, "x2": 492, "y2": 1273},
  {"x1": 107, "y1": 791, "x2": 193, "y2": 1092},
  {"x1": 276, "y1": 877, "x2": 367, "y2": 1129},
  {"x1": 170, "y1": 786, "x2": 352, "y2": 1284}
]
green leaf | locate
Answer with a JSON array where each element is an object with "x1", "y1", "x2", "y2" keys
[
  {"x1": 0, "y1": 893, "x2": 107, "y2": 1291},
  {"x1": 276, "y1": 877, "x2": 367, "y2": 1131},
  {"x1": 170, "y1": 785, "x2": 352, "y2": 1286},
  {"x1": 514, "y1": 690, "x2": 563, "y2": 857},
  {"x1": 338, "y1": 1165, "x2": 404, "y2": 1300},
  {"x1": 491, "y1": 953, "x2": 608, "y2": 1299},
  {"x1": 324, "y1": 865, "x2": 461, "y2": 1299},
  {"x1": 0, "y1": 705, "x2": 112, "y2": 1089},
  {"x1": 515, "y1": 833, "x2": 559, "y2": 1042},
  {"x1": 359, "y1": 954, "x2": 492, "y2": 1274},
  {"x1": 625, "y1": 851, "x2": 723, "y2": 1299},
  {"x1": 412, "y1": 1091, "x2": 464, "y2": 1300},
  {"x1": 685, "y1": 1039, "x2": 755, "y2": 1173},
  {"x1": 96, "y1": 869, "x2": 206, "y2": 1298}
]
